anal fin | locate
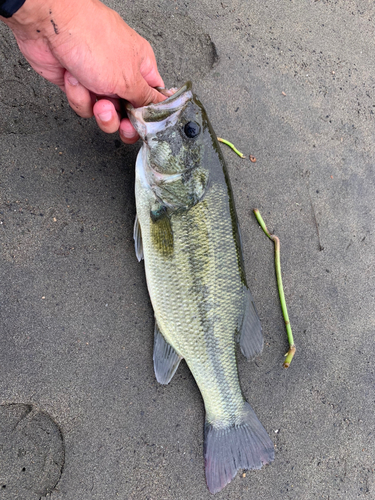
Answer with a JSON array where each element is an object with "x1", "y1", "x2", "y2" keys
[
  {"x1": 239, "y1": 286, "x2": 263, "y2": 359},
  {"x1": 153, "y1": 321, "x2": 182, "y2": 385}
]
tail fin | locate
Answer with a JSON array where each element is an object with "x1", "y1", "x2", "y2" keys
[{"x1": 204, "y1": 402, "x2": 274, "y2": 494}]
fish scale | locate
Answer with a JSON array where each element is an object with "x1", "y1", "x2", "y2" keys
[
  {"x1": 137, "y1": 181, "x2": 245, "y2": 425},
  {"x1": 127, "y1": 82, "x2": 274, "y2": 494}
]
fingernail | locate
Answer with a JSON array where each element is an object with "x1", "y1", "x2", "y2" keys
[
  {"x1": 98, "y1": 111, "x2": 112, "y2": 122},
  {"x1": 120, "y1": 129, "x2": 136, "y2": 139},
  {"x1": 67, "y1": 75, "x2": 79, "y2": 86}
]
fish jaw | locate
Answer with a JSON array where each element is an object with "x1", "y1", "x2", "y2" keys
[{"x1": 126, "y1": 82, "x2": 193, "y2": 140}]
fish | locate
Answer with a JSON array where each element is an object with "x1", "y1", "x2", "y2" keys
[{"x1": 126, "y1": 82, "x2": 274, "y2": 494}]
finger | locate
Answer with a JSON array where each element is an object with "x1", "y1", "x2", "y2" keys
[
  {"x1": 126, "y1": 78, "x2": 167, "y2": 108},
  {"x1": 93, "y1": 99, "x2": 121, "y2": 134},
  {"x1": 140, "y1": 41, "x2": 165, "y2": 89},
  {"x1": 64, "y1": 71, "x2": 94, "y2": 118},
  {"x1": 119, "y1": 118, "x2": 139, "y2": 144},
  {"x1": 143, "y1": 66, "x2": 165, "y2": 89},
  {"x1": 96, "y1": 96, "x2": 121, "y2": 113}
]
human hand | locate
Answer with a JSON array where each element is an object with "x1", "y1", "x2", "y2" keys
[{"x1": 1, "y1": 0, "x2": 165, "y2": 143}]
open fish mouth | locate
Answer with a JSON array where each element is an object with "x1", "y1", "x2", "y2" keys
[{"x1": 126, "y1": 82, "x2": 193, "y2": 139}]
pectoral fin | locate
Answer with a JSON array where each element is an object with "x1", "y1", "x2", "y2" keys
[
  {"x1": 133, "y1": 214, "x2": 144, "y2": 262},
  {"x1": 150, "y1": 203, "x2": 174, "y2": 257},
  {"x1": 153, "y1": 321, "x2": 182, "y2": 384},
  {"x1": 238, "y1": 286, "x2": 263, "y2": 359}
]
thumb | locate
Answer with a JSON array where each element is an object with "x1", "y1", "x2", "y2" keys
[
  {"x1": 126, "y1": 78, "x2": 167, "y2": 108},
  {"x1": 138, "y1": 38, "x2": 165, "y2": 89}
]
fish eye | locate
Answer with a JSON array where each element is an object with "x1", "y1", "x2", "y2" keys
[{"x1": 184, "y1": 121, "x2": 200, "y2": 138}]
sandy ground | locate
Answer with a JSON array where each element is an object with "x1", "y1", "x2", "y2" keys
[{"x1": 1, "y1": 1, "x2": 374, "y2": 499}]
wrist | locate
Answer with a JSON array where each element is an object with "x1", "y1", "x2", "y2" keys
[
  {"x1": 1, "y1": 0, "x2": 48, "y2": 35},
  {"x1": 1, "y1": 0, "x2": 94, "y2": 41}
]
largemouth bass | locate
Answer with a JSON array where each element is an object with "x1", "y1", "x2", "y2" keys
[{"x1": 126, "y1": 82, "x2": 274, "y2": 494}]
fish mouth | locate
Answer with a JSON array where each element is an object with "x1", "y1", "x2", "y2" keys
[{"x1": 126, "y1": 82, "x2": 193, "y2": 139}]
